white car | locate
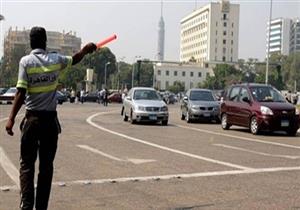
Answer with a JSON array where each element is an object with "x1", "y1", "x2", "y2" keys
[
  {"x1": 122, "y1": 87, "x2": 169, "y2": 125},
  {"x1": 0, "y1": 87, "x2": 17, "y2": 104}
]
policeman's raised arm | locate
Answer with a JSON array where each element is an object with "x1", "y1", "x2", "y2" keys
[{"x1": 72, "y1": 42, "x2": 97, "y2": 65}]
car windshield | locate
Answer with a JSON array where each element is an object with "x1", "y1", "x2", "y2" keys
[
  {"x1": 250, "y1": 86, "x2": 285, "y2": 102},
  {"x1": 190, "y1": 91, "x2": 215, "y2": 101},
  {"x1": 133, "y1": 90, "x2": 160, "y2": 100},
  {"x1": 5, "y1": 88, "x2": 16, "y2": 94}
]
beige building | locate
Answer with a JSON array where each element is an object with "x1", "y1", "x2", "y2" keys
[
  {"x1": 4, "y1": 27, "x2": 81, "y2": 60},
  {"x1": 180, "y1": 0, "x2": 239, "y2": 67},
  {"x1": 153, "y1": 61, "x2": 214, "y2": 91}
]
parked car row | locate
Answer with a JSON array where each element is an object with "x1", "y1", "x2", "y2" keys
[{"x1": 120, "y1": 84, "x2": 300, "y2": 136}]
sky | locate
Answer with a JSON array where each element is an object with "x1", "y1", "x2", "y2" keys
[{"x1": 0, "y1": 0, "x2": 299, "y2": 63}]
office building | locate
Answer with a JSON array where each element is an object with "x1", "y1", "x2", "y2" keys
[{"x1": 180, "y1": 0, "x2": 240, "y2": 66}]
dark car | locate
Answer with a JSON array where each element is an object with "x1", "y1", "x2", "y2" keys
[
  {"x1": 220, "y1": 83, "x2": 300, "y2": 136},
  {"x1": 83, "y1": 92, "x2": 99, "y2": 102},
  {"x1": 180, "y1": 88, "x2": 220, "y2": 123}
]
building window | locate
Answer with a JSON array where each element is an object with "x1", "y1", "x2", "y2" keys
[
  {"x1": 198, "y1": 72, "x2": 202, "y2": 77},
  {"x1": 206, "y1": 72, "x2": 210, "y2": 78},
  {"x1": 216, "y1": 30, "x2": 218, "y2": 35},
  {"x1": 158, "y1": 70, "x2": 161, "y2": 75},
  {"x1": 232, "y1": 23, "x2": 234, "y2": 27},
  {"x1": 216, "y1": 39, "x2": 218, "y2": 44},
  {"x1": 231, "y1": 31, "x2": 234, "y2": 36},
  {"x1": 231, "y1": 57, "x2": 233, "y2": 62},
  {"x1": 223, "y1": 14, "x2": 227, "y2": 20},
  {"x1": 223, "y1": 40, "x2": 226, "y2": 44},
  {"x1": 174, "y1": 71, "x2": 177, "y2": 76},
  {"x1": 215, "y1": 48, "x2": 217, "y2": 53},
  {"x1": 231, "y1": 40, "x2": 234, "y2": 45},
  {"x1": 223, "y1": 31, "x2": 227, "y2": 36},
  {"x1": 205, "y1": 63, "x2": 209, "y2": 68},
  {"x1": 166, "y1": 70, "x2": 169, "y2": 76},
  {"x1": 182, "y1": 71, "x2": 186, "y2": 77},
  {"x1": 224, "y1": 22, "x2": 227, "y2": 27},
  {"x1": 231, "y1": 48, "x2": 233, "y2": 54},
  {"x1": 216, "y1": 22, "x2": 218, "y2": 26},
  {"x1": 190, "y1": 71, "x2": 194, "y2": 77},
  {"x1": 222, "y1": 56, "x2": 226, "y2": 61},
  {"x1": 223, "y1": 47, "x2": 226, "y2": 54}
]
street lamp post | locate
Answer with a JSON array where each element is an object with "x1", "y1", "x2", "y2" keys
[
  {"x1": 132, "y1": 56, "x2": 141, "y2": 88},
  {"x1": 104, "y1": 62, "x2": 111, "y2": 88},
  {"x1": 117, "y1": 56, "x2": 125, "y2": 91},
  {"x1": 265, "y1": 0, "x2": 273, "y2": 84}
]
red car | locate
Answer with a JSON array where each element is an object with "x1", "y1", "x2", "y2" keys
[
  {"x1": 108, "y1": 92, "x2": 122, "y2": 103},
  {"x1": 220, "y1": 83, "x2": 300, "y2": 136}
]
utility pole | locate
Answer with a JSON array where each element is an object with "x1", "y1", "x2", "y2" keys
[{"x1": 265, "y1": 0, "x2": 273, "y2": 84}]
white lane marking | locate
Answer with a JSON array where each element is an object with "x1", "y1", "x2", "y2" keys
[
  {"x1": 86, "y1": 112, "x2": 252, "y2": 170},
  {"x1": 0, "y1": 146, "x2": 20, "y2": 189},
  {"x1": 3, "y1": 166, "x2": 300, "y2": 191},
  {"x1": 214, "y1": 144, "x2": 300, "y2": 160},
  {"x1": 77, "y1": 144, "x2": 156, "y2": 164},
  {"x1": 176, "y1": 124, "x2": 300, "y2": 150}
]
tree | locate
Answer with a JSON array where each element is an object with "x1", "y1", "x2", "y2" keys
[
  {"x1": 81, "y1": 47, "x2": 116, "y2": 89},
  {"x1": 167, "y1": 81, "x2": 185, "y2": 94},
  {"x1": 200, "y1": 64, "x2": 242, "y2": 89}
]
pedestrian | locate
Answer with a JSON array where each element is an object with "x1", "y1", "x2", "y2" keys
[
  {"x1": 103, "y1": 88, "x2": 109, "y2": 106},
  {"x1": 5, "y1": 26, "x2": 96, "y2": 210},
  {"x1": 80, "y1": 88, "x2": 85, "y2": 104},
  {"x1": 70, "y1": 89, "x2": 76, "y2": 103}
]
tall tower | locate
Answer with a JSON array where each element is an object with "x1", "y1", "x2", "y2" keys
[{"x1": 157, "y1": 0, "x2": 165, "y2": 61}]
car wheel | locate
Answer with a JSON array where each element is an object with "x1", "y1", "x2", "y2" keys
[
  {"x1": 181, "y1": 111, "x2": 185, "y2": 120},
  {"x1": 186, "y1": 112, "x2": 191, "y2": 123},
  {"x1": 250, "y1": 116, "x2": 259, "y2": 135},
  {"x1": 123, "y1": 110, "x2": 128, "y2": 122},
  {"x1": 287, "y1": 128, "x2": 298, "y2": 136},
  {"x1": 221, "y1": 113, "x2": 230, "y2": 130},
  {"x1": 162, "y1": 120, "x2": 168, "y2": 126},
  {"x1": 130, "y1": 110, "x2": 136, "y2": 124}
]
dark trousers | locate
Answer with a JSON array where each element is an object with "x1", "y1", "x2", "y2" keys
[{"x1": 19, "y1": 111, "x2": 60, "y2": 210}]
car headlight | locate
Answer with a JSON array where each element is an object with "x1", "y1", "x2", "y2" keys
[
  {"x1": 160, "y1": 106, "x2": 168, "y2": 111},
  {"x1": 296, "y1": 108, "x2": 300, "y2": 115},
  {"x1": 191, "y1": 105, "x2": 199, "y2": 109},
  {"x1": 260, "y1": 106, "x2": 274, "y2": 115},
  {"x1": 137, "y1": 106, "x2": 145, "y2": 111}
]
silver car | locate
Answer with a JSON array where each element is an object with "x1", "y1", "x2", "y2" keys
[
  {"x1": 181, "y1": 88, "x2": 220, "y2": 123},
  {"x1": 122, "y1": 87, "x2": 169, "y2": 125}
]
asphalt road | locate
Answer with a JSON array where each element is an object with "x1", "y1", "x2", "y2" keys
[{"x1": 1, "y1": 102, "x2": 300, "y2": 210}]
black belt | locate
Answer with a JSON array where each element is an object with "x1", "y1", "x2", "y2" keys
[{"x1": 26, "y1": 110, "x2": 57, "y2": 118}]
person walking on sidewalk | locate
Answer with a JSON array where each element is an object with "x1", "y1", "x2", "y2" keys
[{"x1": 5, "y1": 26, "x2": 96, "y2": 210}]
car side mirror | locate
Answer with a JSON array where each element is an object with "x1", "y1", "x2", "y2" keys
[
  {"x1": 183, "y1": 96, "x2": 188, "y2": 101},
  {"x1": 242, "y1": 97, "x2": 250, "y2": 103},
  {"x1": 126, "y1": 96, "x2": 132, "y2": 101}
]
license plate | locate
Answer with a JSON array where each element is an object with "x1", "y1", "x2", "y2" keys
[
  {"x1": 203, "y1": 113, "x2": 211, "y2": 117},
  {"x1": 281, "y1": 120, "x2": 289, "y2": 127},
  {"x1": 149, "y1": 115, "x2": 157, "y2": 120}
]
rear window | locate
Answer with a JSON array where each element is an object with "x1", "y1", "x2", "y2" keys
[{"x1": 190, "y1": 91, "x2": 215, "y2": 101}]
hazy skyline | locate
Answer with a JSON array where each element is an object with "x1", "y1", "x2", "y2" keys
[{"x1": 0, "y1": 0, "x2": 299, "y2": 63}]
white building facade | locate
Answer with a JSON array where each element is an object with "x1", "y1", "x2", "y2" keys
[
  {"x1": 266, "y1": 18, "x2": 292, "y2": 56},
  {"x1": 153, "y1": 62, "x2": 214, "y2": 91},
  {"x1": 290, "y1": 18, "x2": 300, "y2": 54},
  {"x1": 180, "y1": 0, "x2": 240, "y2": 66}
]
